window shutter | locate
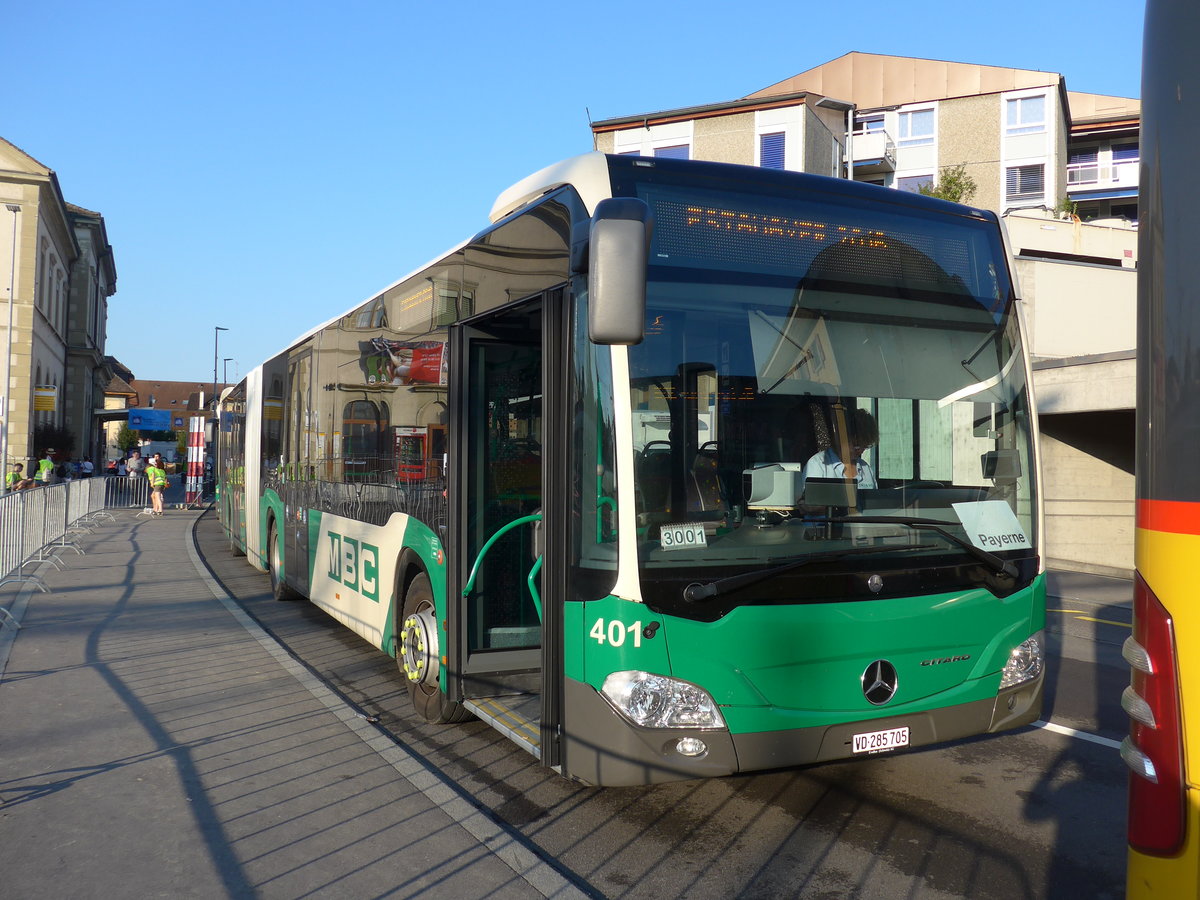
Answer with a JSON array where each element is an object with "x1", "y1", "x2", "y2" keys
[
  {"x1": 654, "y1": 144, "x2": 690, "y2": 160},
  {"x1": 1113, "y1": 143, "x2": 1140, "y2": 162},
  {"x1": 759, "y1": 132, "x2": 785, "y2": 169},
  {"x1": 1006, "y1": 164, "x2": 1045, "y2": 200}
]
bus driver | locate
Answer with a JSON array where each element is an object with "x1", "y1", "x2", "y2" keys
[{"x1": 803, "y1": 407, "x2": 879, "y2": 489}]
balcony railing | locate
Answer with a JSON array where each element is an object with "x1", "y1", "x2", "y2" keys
[
  {"x1": 852, "y1": 130, "x2": 897, "y2": 174},
  {"x1": 1067, "y1": 158, "x2": 1140, "y2": 190}
]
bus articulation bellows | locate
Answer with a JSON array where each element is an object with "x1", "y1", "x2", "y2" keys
[{"x1": 217, "y1": 152, "x2": 1045, "y2": 786}]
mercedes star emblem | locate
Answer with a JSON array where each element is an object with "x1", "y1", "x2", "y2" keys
[{"x1": 862, "y1": 659, "x2": 899, "y2": 705}]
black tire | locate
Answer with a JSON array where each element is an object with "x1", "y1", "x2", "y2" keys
[
  {"x1": 397, "y1": 573, "x2": 470, "y2": 723},
  {"x1": 268, "y1": 521, "x2": 300, "y2": 601}
]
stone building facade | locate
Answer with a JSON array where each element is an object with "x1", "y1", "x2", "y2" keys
[{"x1": 0, "y1": 137, "x2": 116, "y2": 470}]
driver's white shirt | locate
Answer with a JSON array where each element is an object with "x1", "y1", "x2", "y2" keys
[{"x1": 803, "y1": 448, "x2": 877, "y2": 489}]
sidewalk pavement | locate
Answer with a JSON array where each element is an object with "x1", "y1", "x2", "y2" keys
[{"x1": 0, "y1": 508, "x2": 581, "y2": 899}]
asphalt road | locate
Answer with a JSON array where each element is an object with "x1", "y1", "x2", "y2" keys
[{"x1": 194, "y1": 511, "x2": 1130, "y2": 899}]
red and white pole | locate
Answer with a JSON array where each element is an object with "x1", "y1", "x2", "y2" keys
[{"x1": 186, "y1": 416, "x2": 205, "y2": 503}]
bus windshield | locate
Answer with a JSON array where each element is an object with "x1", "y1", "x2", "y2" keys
[{"x1": 624, "y1": 181, "x2": 1036, "y2": 592}]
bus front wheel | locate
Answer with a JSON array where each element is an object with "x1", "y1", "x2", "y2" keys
[{"x1": 398, "y1": 573, "x2": 469, "y2": 724}]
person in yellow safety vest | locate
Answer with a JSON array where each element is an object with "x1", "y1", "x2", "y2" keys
[
  {"x1": 6, "y1": 463, "x2": 32, "y2": 490},
  {"x1": 147, "y1": 456, "x2": 168, "y2": 516},
  {"x1": 37, "y1": 450, "x2": 55, "y2": 485}
]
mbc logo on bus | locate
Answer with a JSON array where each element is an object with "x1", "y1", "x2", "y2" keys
[{"x1": 327, "y1": 532, "x2": 380, "y2": 603}]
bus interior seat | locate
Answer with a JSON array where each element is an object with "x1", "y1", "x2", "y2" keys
[
  {"x1": 637, "y1": 440, "x2": 728, "y2": 519},
  {"x1": 637, "y1": 441, "x2": 673, "y2": 515},
  {"x1": 688, "y1": 442, "x2": 726, "y2": 515}
]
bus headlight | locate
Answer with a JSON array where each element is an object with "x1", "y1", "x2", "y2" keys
[
  {"x1": 601, "y1": 671, "x2": 726, "y2": 729},
  {"x1": 999, "y1": 632, "x2": 1044, "y2": 689}
]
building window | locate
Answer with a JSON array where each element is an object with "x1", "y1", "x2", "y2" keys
[
  {"x1": 1006, "y1": 95, "x2": 1046, "y2": 134},
  {"x1": 854, "y1": 113, "x2": 885, "y2": 135},
  {"x1": 654, "y1": 144, "x2": 690, "y2": 160},
  {"x1": 1006, "y1": 164, "x2": 1045, "y2": 203},
  {"x1": 1113, "y1": 142, "x2": 1140, "y2": 165},
  {"x1": 898, "y1": 109, "x2": 934, "y2": 146},
  {"x1": 1068, "y1": 148, "x2": 1099, "y2": 184},
  {"x1": 759, "y1": 132, "x2": 785, "y2": 169},
  {"x1": 37, "y1": 246, "x2": 46, "y2": 311},
  {"x1": 1111, "y1": 202, "x2": 1139, "y2": 222},
  {"x1": 354, "y1": 297, "x2": 387, "y2": 329},
  {"x1": 896, "y1": 174, "x2": 933, "y2": 193}
]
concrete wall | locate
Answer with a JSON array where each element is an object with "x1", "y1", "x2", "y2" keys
[
  {"x1": 1038, "y1": 409, "x2": 1135, "y2": 577},
  {"x1": 1035, "y1": 355, "x2": 1135, "y2": 414},
  {"x1": 1007, "y1": 211, "x2": 1138, "y2": 265},
  {"x1": 1018, "y1": 259, "x2": 1136, "y2": 359},
  {"x1": 1017, "y1": 210, "x2": 1137, "y2": 577},
  {"x1": 1007, "y1": 212, "x2": 1138, "y2": 362}
]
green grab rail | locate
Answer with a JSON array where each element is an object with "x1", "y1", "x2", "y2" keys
[
  {"x1": 525, "y1": 555, "x2": 544, "y2": 621},
  {"x1": 462, "y1": 513, "x2": 544, "y2": 622}
]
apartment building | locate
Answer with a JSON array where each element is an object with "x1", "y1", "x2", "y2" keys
[{"x1": 592, "y1": 53, "x2": 1139, "y2": 576}]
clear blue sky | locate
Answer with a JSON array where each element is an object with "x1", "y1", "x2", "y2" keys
[{"x1": 5, "y1": 0, "x2": 1145, "y2": 384}]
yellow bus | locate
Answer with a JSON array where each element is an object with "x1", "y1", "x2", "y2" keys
[{"x1": 1126, "y1": 0, "x2": 1200, "y2": 893}]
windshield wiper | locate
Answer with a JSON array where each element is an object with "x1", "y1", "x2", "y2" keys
[
  {"x1": 827, "y1": 515, "x2": 1020, "y2": 579},
  {"x1": 682, "y1": 543, "x2": 934, "y2": 603}
]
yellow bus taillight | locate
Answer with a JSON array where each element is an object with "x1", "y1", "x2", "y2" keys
[{"x1": 1121, "y1": 575, "x2": 1186, "y2": 855}]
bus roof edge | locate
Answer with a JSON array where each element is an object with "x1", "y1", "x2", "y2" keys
[{"x1": 489, "y1": 152, "x2": 614, "y2": 223}]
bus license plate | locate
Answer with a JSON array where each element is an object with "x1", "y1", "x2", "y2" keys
[{"x1": 851, "y1": 726, "x2": 910, "y2": 754}]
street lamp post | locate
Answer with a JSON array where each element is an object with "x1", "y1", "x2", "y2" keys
[
  {"x1": 212, "y1": 326, "x2": 228, "y2": 416},
  {"x1": 223, "y1": 357, "x2": 232, "y2": 385},
  {"x1": 2, "y1": 203, "x2": 21, "y2": 473}
]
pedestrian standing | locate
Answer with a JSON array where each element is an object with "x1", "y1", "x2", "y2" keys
[
  {"x1": 81, "y1": 457, "x2": 94, "y2": 478},
  {"x1": 126, "y1": 449, "x2": 144, "y2": 479},
  {"x1": 147, "y1": 455, "x2": 168, "y2": 516},
  {"x1": 37, "y1": 449, "x2": 55, "y2": 485}
]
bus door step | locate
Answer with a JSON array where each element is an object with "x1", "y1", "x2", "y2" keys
[{"x1": 465, "y1": 694, "x2": 542, "y2": 759}]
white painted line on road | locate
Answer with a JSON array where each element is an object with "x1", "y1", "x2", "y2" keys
[
  {"x1": 1033, "y1": 719, "x2": 1123, "y2": 750},
  {"x1": 185, "y1": 514, "x2": 587, "y2": 900}
]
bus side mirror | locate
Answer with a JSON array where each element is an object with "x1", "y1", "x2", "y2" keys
[
  {"x1": 588, "y1": 198, "x2": 652, "y2": 345},
  {"x1": 981, "y1": 449, "x2": 1021, "y2": 481}
]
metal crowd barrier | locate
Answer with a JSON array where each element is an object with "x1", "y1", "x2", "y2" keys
[{"x1": 0, "y1": 476, "x2": 152, "y2": 627}]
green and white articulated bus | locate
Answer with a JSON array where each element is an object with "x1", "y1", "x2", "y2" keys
[{"x1": 217, "y1": 153, "x2": 1045, "y2": 786}]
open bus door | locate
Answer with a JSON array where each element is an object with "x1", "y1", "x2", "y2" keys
[{"x1": 446, "y1": 290, "x2": 568, "y2": 771}]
